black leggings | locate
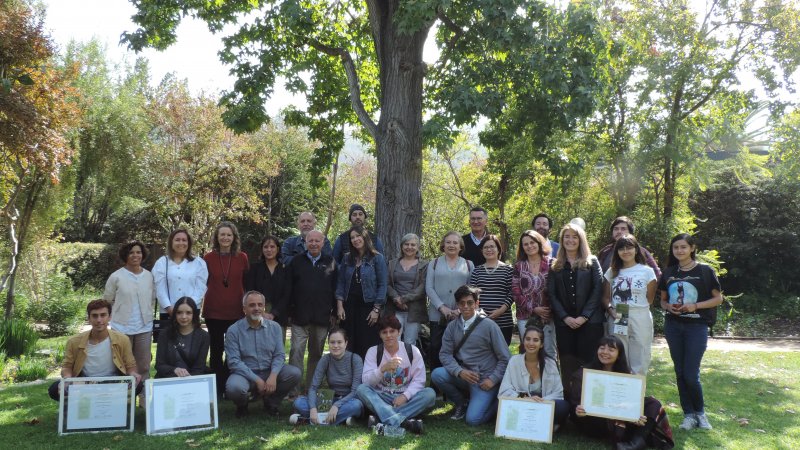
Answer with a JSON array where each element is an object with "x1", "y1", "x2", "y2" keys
[{"x1": 205, "y1": 318, "x2": 239, "y2": 390}]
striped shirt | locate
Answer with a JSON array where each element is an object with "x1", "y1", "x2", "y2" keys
[{"x1": 468, "y1": 263, "x2": 514, "y2": 328}]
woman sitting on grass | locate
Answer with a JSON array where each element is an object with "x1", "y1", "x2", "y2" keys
[
  {"x1": 290, "y1": 328, "x2": 364, "y2": 426},
  {"x1": 154, "y1": 297, "x2": 209, "y2": 378},
  {"x1": 497, "y1": 325, "x2": 569, "y2": 430},
  {"x1": 569, "y1": 336, "x2": 674, "y2": 450}
]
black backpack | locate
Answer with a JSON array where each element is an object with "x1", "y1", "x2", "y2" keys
[{"x1": 376, "y1": 342, "x2": 414, "y2": 366}]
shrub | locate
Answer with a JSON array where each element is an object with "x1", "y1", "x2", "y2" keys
[
  {"x1": 14, "y1": 356, "x2": 49, "y2": 382},
  {"x1": 23, "y1": 274, "x2": 87, "y2": 337},
  {"x1": 0, "y1": 319, "x2": 40, "y2": 358},
  {"x1": 0, "y1": 351, "x2": 7, "y2": 380},
  {"x1": 51, "y1": 343, "x2": 66, "y2": 365}
]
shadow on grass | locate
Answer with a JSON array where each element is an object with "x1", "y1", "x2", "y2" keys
[
  {"x1": 1, "y1": 349, "x2": 798, "y2": 449},
  {"x1": 646, "y1": 348, "x2": 800, "y2": 449}
]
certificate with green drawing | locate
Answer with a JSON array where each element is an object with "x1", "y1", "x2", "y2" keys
[
  {"x1": 581, "y1": 369, "x2": 645, "y2": 422},
  {"x1": 494, "y1": 397, "x2": 555, "y2": 443},
  {"x1": 58, "y1": 376, "x2": 135, "y2": 435},
  {"x1": 145, "y1": 374, "x2": 218, "y2": 435}
]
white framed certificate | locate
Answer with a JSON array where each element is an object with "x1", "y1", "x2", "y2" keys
[
  {"x1": 581, "y1": 369, "x2": 646, "y2": 422},
  {"x1": 145, "y1": 374, "x2": 218, "y2": 435},
  {"x1": 58, "y1": 376, "x2": 135, "y2": 435},
  {"x1": 494, "y1": 397, "x2": 555, "y2": 443}
]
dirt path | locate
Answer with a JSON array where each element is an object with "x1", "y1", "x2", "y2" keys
[{"x1": 653, "y1": 337, "x2": 800, "y2": 352}]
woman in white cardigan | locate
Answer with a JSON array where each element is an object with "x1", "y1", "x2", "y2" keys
[
  {"x1": 103, "y1": 240, "x2": 155, "y2": 404},
  {"x1": 498, "y1": 326, "x2": 569, "y2": 429}
]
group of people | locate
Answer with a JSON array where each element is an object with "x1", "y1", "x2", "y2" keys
[{"x1": 49, "y1": 204, "x2": 723, "y2": 449}]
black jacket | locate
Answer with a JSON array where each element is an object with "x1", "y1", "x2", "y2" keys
[
  {"x1": 286, "y1": 253, "x2": 338, "y2": 326},
  {"x1": 155, "y1": 327, "x2": 210, "y2": 378},
  {"x1": 245, "y1": 261, "x2": 289, "y2": 326},
  {"x1": 548, "y1": 256, "x2": 604, "y2": 325}
]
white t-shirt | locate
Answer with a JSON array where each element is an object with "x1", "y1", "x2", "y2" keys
[
  {"x1": 604, "y1": 264, "x2": 656, "y2": 308},
  {"x1": 81, "y1": 338, "x2": 118, "y2": 377}
]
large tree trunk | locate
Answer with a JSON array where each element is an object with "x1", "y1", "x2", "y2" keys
[{"x1": 369, "y1": 1, "x2": 431, "y2": 260}]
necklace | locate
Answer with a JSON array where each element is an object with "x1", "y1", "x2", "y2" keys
[
  {"x1": 679, "y1": 261, "x2": 697, "y2": 271},
  {"x1": 219, "y1": 252, "x2": 233, "y2": 287},
  {"x1": 485, "y1": 263, "x2": 499, "y2": 274}
]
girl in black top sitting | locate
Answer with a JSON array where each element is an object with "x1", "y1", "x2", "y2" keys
[{"x1": 155, "y1": 297, "x2": 210, "y2": 378}]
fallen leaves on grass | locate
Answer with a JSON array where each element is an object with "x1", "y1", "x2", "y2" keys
[
  {"x1": 258, "y1": 436, "x2": 269, "y2": 442},
  {"x1": 26, "y1": 417, "x2": 40, "y2": 425},
  {"x1": 112, "y1": 435, "x2": 123, "y2": 441},
  {"x1": 737, "y1": 418, "x2": 749, "y2": 426},
  {"x1": 754, "y1": 429, "x2": 766, "y2": 433}
]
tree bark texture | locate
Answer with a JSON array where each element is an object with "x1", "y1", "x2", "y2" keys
[{"x1": 367, "y1": 1, "x2": 431, "y2": 260}]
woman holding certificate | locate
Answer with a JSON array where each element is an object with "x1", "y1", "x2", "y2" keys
[
  {"x1": 155, "y1": 297, "x2": 210, "y2": 378},
  {"x1": 569, "y1": 336, "x2": 674, "y2": 450},
  {"x1": 658, "y1": 233, "x2": 722, "y2": 431},
  {"x1": 290, "y1": 328, "x2": 364, "y2": 425},
  {"x1": 498, "y1": 326, "x2": 569, "y2": 428},
  {"x1": 602, "y1": 235, "x2": 657, "y2": 376}
]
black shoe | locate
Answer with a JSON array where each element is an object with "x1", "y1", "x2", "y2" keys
[
  {"x1": 263, "y1": 402, "x2": 280, "y2": 417},
  {"x1": 235, "y1": 405, "x2": 249, "y2": 418},
  {"x1": 401, "y1": 419, "x2": 424, "y2": 435},
  {"x1": 450, "y1": 403, "x2": 467, "y2": 420},
  {"x1": 616, "y1": 435, "x2": 646, "y2": 450}
]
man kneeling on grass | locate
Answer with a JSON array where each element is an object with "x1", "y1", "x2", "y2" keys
[
  {"x1": 48, "y1": 299, "x2": 142, "y2": 401},
  {"x1": 225, "y1": 291, "x2": 301, "y2": 418},
  {"x1": 432, "y1": 285, "x2": 511, "y2": 425},
  {"x1": 356, "y1": 315, "x2": 435, "y2": 435}
]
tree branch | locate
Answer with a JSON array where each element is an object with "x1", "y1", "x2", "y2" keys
[
  {"x1": 305, "y1": 37, "x2": 378, "y2": 140},
  {"x1": 441, "y1": 149, "x2": 472, "y2": 209}
]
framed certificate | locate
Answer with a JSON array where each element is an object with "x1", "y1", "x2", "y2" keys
[
  {"x1": 581, "y1": 369, "x2": 646, "y2": 422},
  {"x1": 58, "y1": 376, "x2": 135, "y2": 435},
  {"x1": 145, "y1": 374, "x2": 218, "y2": 435},
  {"x1": 494, "y1": 397, "x2": 555, "y2": 443}
]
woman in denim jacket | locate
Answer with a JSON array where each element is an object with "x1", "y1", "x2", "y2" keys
[{"x1": 336, "y1": 226, "x2": 388, "y2": 359}]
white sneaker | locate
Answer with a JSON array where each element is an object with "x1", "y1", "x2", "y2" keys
[
  {"x1": 696, "y1": 413, "x2": 712, "y2": 430},
  {"x1": 344, "y1": 417, "x2": 354, "y2": 427},
  {"x1": 289, "y1": 413, "x2": 300, "y2": 425},
  {"x1": 679, "y1": 414, "x2": 697, "y2": 430}
]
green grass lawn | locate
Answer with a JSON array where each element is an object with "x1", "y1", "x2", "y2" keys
[{"x1": 1, "y1": 347, "x2": 798, "y2": 449}]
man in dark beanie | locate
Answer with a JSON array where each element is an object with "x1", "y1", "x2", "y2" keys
[{"x1": 332, "y1": 204, "x2": 385, "y2": 263}]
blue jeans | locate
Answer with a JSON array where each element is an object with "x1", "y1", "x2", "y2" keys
[
  {"x1": 664, "y1": 319, "x2": 708, "y2": 415},
  {"x1": 431, "y1": 367, "x2": 500, "y2": 426},
  {"x1": 355, "y1": 384, "x2": 435, "y2": 427},
  {"x1": 292, "y1": 395, "x2": 363, "y2": 425}
]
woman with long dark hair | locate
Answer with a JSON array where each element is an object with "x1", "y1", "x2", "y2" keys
[
  {"x1": 103, "y1": 240, "x2": 155, "y2": 404},
  {"x1": 498, "y1": 326, "x2": 569, "y2": 428},
  {"x1": 245, "y1": 235, "x2": 289, "y2": 340},
  {"x1": 548, "y1": 223, "x2": 604, "y2": 387},
  {"x1": 659, "y1": 233, "x2": 722, "y2": 431},
  {"x1": 336, "y1": 225, "x2": 388, "y2": 359},
  {"x1": 155, "y1": 297, "x2": 210, "y2": 378},
  {"x1": 603, "y1": 234, "x2": 657, "y2": 376},
  {"x1": 468, "y1": 234, "x2": 514, "y2": 345},
  {"x1": 512, "y1": 230, "x2": 555, "y2": 356},
  {"x1": 203, "y1": 221, "x2": 249, "y2": 389},
  {"x1": 570, "y1": 336, "x2": 674, "y2": 450}
]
